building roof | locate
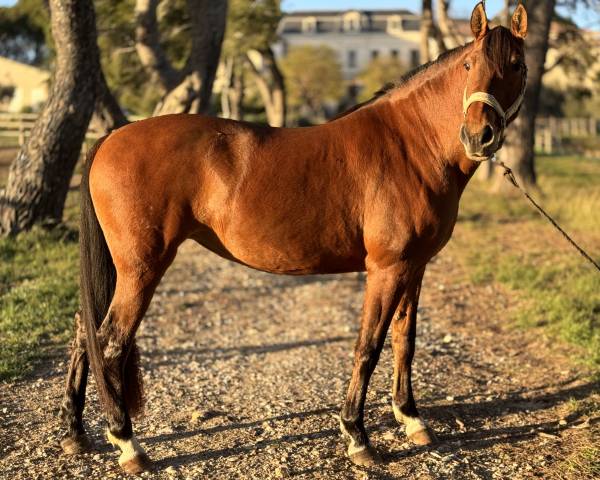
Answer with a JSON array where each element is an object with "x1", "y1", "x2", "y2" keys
[
  {"x1": 284, "y1": 9, "x2": 415, "y2": 17},
  {"x1": 280, "y1": 9, "x2": 421, "y2": 35}
]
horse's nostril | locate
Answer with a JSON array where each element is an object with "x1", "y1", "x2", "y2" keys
[
  {"x1": 460, "y1": 125, "x2": 467, "y2": 143},
  {"x1": 481, "y1": 125, "x2": 494, "y2": 146}
]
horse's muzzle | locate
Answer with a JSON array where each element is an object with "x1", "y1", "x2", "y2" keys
[{"x1": 459, "y1": 123, "x2": 500, "y2": 161}]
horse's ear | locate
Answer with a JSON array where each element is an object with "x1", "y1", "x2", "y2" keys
[
  {"x1": 511, "y1": 4, "x2": 528, "y2": 39},
  {"x1": 470, "y1": 2, "x2": 489, "y2": 40}
]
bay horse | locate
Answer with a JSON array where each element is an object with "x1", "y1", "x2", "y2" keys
[{"x1": 59, "y1": 3, "x2": 528, "y2": 473}]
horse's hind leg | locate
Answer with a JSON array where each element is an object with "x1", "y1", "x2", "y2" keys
[
  {"x1": 60, "y1": 312, "x2": 91, "y2": 454},
  {"x1": 390, "y1": 268, "x2": 437, "y2": 445},
  {"x1": 95, "y1": 271, "x2": 162, "y2": 474},
  {"x1": 340, "y1": 263, "x2": 406, "y2": 466}
]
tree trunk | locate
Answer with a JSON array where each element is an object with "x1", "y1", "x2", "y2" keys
[
  {"x1": 437, "y1": 0, "x2": 460, "y2": 49},
  {"x1": 501, "y1": 0, "x2": 517, "y2": 27},
  {"x1": 134, "y1": 0, "x2": 181, "y2": 91},
  {"x1": 420, "y1": 0, "x2": 434, "y2": 63},
  {"x1": 153, "y1": 0, "x2": 228, "y2": 115},
  {"x1": 93, "y1": 69, "x2": 129, "y2": 134},
  {"x1": 246, "y1": 48, "x2": 286, "y2": 127},
  {"x1": 220, "y1": 56, "x2": 244, "y2": 121},
  {"x1": 230, "y1": 70, "x2": 244, "y2": 121},
  {"x1": 0, "y1": 0, "x2": 100, "y2": 235},
  {"x1": 221, "y1": 56, "x2": 234, "y2": 119},
  {"x1": 495, "y1": 0, "x2": 556, "y2": 191}
]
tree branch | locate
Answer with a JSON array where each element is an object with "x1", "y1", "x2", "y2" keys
[
  {"x1": 543, "y1": 54, "x2": 565, "y2": 74},
  {"x1": 134, "y1": 0, "x2": 182, "y2": 91},
  {"x1": 436, "y1": 0, "x2": 462, "y2": 48},
  {"x1": 94, "y1": 69, "x2": 129, "y2": 134}
]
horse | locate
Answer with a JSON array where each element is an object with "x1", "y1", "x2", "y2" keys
[{"x1": 58, "y1": 2, "x2": 528, "y2": 473}]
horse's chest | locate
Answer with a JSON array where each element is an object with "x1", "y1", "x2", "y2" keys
[
  {"x1": 412, "y1": 204, "x2": 458, "y2": 249},
  {"x1": 369, "y1": 190, "x2": 459, "y2": 262}
]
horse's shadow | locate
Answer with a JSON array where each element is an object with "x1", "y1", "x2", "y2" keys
[
  {"x1": 145, "y1": 334, "x2": 356, "y2": 368},
  {"x1": 143, "y1": 378, "x2": 598, "y2": 475},
  {"x1": 151, "y1": 269, "x2": 365, "y2": 311}
]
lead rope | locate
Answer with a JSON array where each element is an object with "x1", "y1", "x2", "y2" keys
[{"x1": 491, "y1": 155, "x2": 600, "y2": 272}]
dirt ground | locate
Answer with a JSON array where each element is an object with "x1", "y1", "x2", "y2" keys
[{"x1": 0, "y1": 240, "x2": 598, "y2": 479}]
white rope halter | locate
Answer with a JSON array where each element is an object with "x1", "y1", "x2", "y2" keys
[{"x1": 462, "y1": 66, "x2": 527, "y2": 129}]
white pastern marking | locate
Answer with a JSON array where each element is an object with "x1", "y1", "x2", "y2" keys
[
  {"x1": 392, "y1": 401, "x2": 427, "y2": 437},
  {"x1": 339, "y1": 418, "x2": 367, "y2": 456},
  {"x1": 106, "y1": 429, "x2": 145, "y2": 465}
]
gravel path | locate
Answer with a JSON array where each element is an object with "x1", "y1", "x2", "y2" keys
[{"x1": 0, "y1": 241, "x2": 598, "y2": 479}]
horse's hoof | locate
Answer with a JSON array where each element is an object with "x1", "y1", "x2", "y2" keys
[
  {"x1": 408, "y1": 427, "x2": 437, "y2": 446},
  {"x1": 119, "y1": 452, "x2": 153, "y2": 475},
  {"x1": 349, "y1": 445, "x2": 383, "y2": 466},
  {"x1": 60, "y1": 434, "x2": 92, "y2": 455}
]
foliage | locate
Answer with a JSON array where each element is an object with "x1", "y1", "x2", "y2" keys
[
  {"x1": 539, "y1": 81, "x2": 600, "y2": 118},
  {"x1": 561, "y1": 88, "x2": 600, "y2": 118},
  {"x1": 223, "y1": 0, "x2": 281, "y2": 58},
  {"x1": 0, "y1": 0, "x2": 50, "y2": 65},
  {"x1": 95, "y1": 0, "x2": 193, "y2": 115},
  {"x1": 454, "y1": 155, "x2": 600, "y2": 368},
  {"x1": 280, "y1": 45, "x2": 344, "y2": 120},
  {"x1": 0, "y1": 226, "x2": 79, "y2": 380},
  {"x1": 356, "y1": 56, "x2": 408, "y2": 102},
  {"x1": 547, "y1": 13, "x2": 596, "y2": 82}
]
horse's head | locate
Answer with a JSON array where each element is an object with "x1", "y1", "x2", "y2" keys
[{"x1": 459, "y1": 2, "x2": 528, "y2": 161}]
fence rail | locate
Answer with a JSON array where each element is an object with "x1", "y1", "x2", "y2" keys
[
  {"x1": 0, "y1": 111, "x2": 107, "y2": 146},
  {"x1": 1, "y1": 111, "x2": 598, "y2": 156},
  {"x1": 535, "y1": 117, "x2": 598, "y2": 155}
]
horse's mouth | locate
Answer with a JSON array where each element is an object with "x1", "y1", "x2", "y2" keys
[
  {"x1": 461, "y1": 145, "x2": 497, "y2": 162},
  {"x1": 466, "y1": 152, "x2": 493, "y2": 162}
]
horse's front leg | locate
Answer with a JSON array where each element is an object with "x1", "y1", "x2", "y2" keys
[
  {"x1": 340, "y1": 262, "x2": 407, "y2": 466},
  {"x1": 391, "y1": 268, "x2": 437, "y2": 445}
]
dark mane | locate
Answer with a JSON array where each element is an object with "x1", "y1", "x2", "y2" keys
[
  {"x1": 331, "y1": 43, "x2": 469, "y2": 120},
  {"x1": 332, "y1": 26, "x2": 516, "y2": 121}
]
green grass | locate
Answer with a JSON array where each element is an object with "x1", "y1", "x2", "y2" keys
[
  {"x1": 559, "y1": 446, "x2": 600, "y2": 479},
  {"x1": 0, "y1": 227, "x2": 79, "y2": 380},
  {"x1": 456, "y1": 155, "x2": 600, "y2": 368}
]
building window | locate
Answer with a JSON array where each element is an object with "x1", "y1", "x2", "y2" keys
[
  {"x1": 348, "y1": 50, "x2": 357, "y2": 69},
  {"x1": 410, "y1": 49, "x2": 420, "y2": 68},
  {"x1": 390, "y1": 49, "x2": 399, "y2": 59},
  {"x1": 344, "y1": 18, "x2": 360, "y2": 31},
  {"x1": 387, "y1": 16, "x2": 402, "y2": 32},
  {"x1": 371, "y1": 50, "x2": 379, "y2": 60},
  {"x1": 302, "y1": 17, "x2": 317, "y2": 33},
  {"x1": 343, "y1": 12, "x2": 361, "y2": 32}
]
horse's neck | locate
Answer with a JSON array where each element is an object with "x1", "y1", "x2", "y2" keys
[{"x1": 383, "y1": 57, "x2": 479, "y2": 193}]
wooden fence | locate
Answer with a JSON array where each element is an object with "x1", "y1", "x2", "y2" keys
[
  {"x1": 0, "y1": 111, "x2": 106, "y2": 146},
  {"x1": 535, "y1": 117, "x2": 598, "y2": 154},
  {"x1": 1, "y1": 111, "x2": 598, "y2": 155}
]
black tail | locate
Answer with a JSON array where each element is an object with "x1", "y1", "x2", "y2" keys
[{"x1": 80, "y1": 136, "x2": 144, "y2": 418}]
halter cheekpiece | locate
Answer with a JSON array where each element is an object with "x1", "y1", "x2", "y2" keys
[{"x1": 462, "y1": 65, "x2": 527, "y2": 129}]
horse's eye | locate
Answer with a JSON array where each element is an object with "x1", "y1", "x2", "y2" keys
[{"x1": 464, "y1": 62, "x2": 471, "y2": 71}]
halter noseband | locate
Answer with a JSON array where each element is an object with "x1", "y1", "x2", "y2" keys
[{"x1": 462, "y1": 65, "x2": 527, "y2": 129}]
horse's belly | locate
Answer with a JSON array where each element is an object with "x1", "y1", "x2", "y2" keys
[{"x1": 195, "y1": 222, "x2": 366, "y2": 275}]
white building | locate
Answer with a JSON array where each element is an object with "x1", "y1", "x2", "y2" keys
[
  {"x1": 274, "y1": 9, "x2": 424, "y2": 82},
  {"x1": 0, "y1": 56, "x2": 49, "y2": 112}
]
